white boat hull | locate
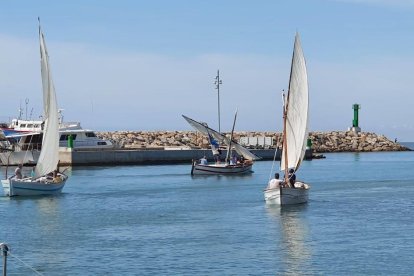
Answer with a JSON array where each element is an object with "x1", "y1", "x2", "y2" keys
[
  {"x1": 191, "y1": 162, "x2": 253, "y2": 175},
  {"x1": 264, "y1": 182, "x2": 309, "y2": 205},
  {"x1": 2, "y1": 174, "x2": 67, "y2": 197},
  {"x1": 0, "y1": 151, "x2": 39, "y2": 166}
]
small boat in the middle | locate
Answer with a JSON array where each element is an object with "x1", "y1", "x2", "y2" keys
[{"x1": 183, "y1": 113, "x2": 260, "y2": 175}]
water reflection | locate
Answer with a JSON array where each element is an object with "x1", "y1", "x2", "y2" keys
[{"x1": 266, "y1": 204, "x2": 312, "y2": 275}]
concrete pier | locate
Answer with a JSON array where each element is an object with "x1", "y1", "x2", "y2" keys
[{"x1": 58, "y1": 148, "x2": 282, "y2": 166}]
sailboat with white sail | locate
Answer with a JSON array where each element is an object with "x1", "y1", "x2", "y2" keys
[
  {"x1": 183, "y1": 114, "x2": 260, "y2": 175},
  {"x1": 264, "y1": 33, "x2": 310, "y2": 205},
  {"x1": 1, "y1": 22, "x2": 68, "y2": 196}
]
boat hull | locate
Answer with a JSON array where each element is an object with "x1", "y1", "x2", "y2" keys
[
  {"x1": 264, "y1": 182, "x2": 309, "y2": 205},
  {"x1": 2, "y1": 174, "x2": 67, "y2": 197},
  {"x1": 191, "y1": 162, "x2": 253, "y2": 175}
]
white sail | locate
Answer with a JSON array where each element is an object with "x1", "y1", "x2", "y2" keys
[
  {"x1": 280, "y1": 33, "x2": 309, "y2": 172},
  {"x1": 182, "y1": 115, "x2": 260, "y2": 161},
  {"x1": 34, "y1": 26, "x2": 60, "y2": 178}
]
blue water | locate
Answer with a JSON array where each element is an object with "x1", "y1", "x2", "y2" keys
[
  {"x1": 401, "y1": 142, "x2": 414, "y2": 150},
  {"x1": 1, "y1": 152, "x2": 414, "y2": 275}
]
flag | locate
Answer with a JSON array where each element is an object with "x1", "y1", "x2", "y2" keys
[{"x1": 207, "y1": 131, "x2": 220, "y2": 154}]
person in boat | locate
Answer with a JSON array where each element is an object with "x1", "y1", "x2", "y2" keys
[
  {"x1": 52, "y1": 170, "x2": 62, "y2": 183},
  {"x1": 213, "y1": 149, "x2": 222, "y2": 163},
  {"x1": 288, "y1": 168, "x2": 296, "y2": 187},
  {"x1": 267, "y1": 173, "x2": 284, "y2": 189},
  {"x1": 45, "y1": 171, "x2": 56, "y2": 181},
  {"x1": 15, "y1": 164, "x2": 23, "y2": 179},
  {"x1": 200, "y1": 156, "x2": 208, "y2": 165},
  {"x1": 229, "y1": 155, "x2": 237, "y2": 165},
  {"x1": 30, "y1": 166, "x2": 36, "y2": 178}
]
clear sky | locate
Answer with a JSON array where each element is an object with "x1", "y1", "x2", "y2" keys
[{"x1": 1, "y1": 0, "x2": 414, "y2": 140}]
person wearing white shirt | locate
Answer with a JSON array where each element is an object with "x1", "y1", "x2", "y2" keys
[
  {"x1": 200, "y1": 156, "x2": 208, "y2": 165},
  {"x1": 267, "y1": 173, "x2": 283, "y2": 189}
]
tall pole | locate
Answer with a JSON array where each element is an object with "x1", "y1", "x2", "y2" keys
[
  {"x1": 282, "y1": 93, "x2": 290, "y2": 187},
  {"x1": 25, "y1": 98, "x2": 29, "y2": 121},
  {"x1": 18, "y1": 100, "x2": 23, "y2": 120},
  {"x1": 1, "y1": 243, "x2": 9, "y2": 276},
  {"x1": 214, "y1": 70, "x2": 222, "y2": 133},
  {"x1": 226, "y1": 109, "x2": 238, "y2": 164}
]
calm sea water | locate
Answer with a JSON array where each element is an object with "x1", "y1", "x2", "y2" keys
[
  {"x1": 1, "y1": 152, "x2": 414, "y2": 275},
  {"x1": 401, "y1": 142, "x2": 414, "y2": 150}
]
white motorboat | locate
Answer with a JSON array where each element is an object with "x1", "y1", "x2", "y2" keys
[
  {"x1": 0, "y1": 120, "x2": 113, "y2": 165},
  {"x1": 2, "y1": 22, "x2": 68, "y2": 196},
  {"x1": 264, "y1": 33, "x2": 310, "y2": 205}
]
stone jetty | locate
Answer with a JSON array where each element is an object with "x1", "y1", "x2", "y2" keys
[{"x1": 96, "y1": 130, "x2": 409, "y2": 152}]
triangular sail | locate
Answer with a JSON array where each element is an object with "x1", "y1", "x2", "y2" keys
[
  {"x1": 280, "y1": 33, "x2": 309, "y2": 172},
  {"x1": 34, "y1": 25, "x2": 60, "y2": 178},
  {"x1": 182, "y1": 115, "x2": 260, "y2": 161},
  {"x1": 206, "y1": 129, "x2": 220, "y2": 155}
]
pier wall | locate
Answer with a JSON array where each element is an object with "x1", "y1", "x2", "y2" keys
[
  {"x1": 59, "y1": 148, "x2": 279, "y2": 166},
  {"x1": 1, "y1": 131, "x2": 409, "y2": 166}
]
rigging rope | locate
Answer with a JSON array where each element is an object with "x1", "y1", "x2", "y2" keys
[
  {"x1": 268, "y1": 146, "x2": 279, "y2": 182},
  {"x1": 22, "y1": 132, "x2": 35, "y2": 167},
  {"x1": 8, "y1": 252, "x2": 45, "y2": 275}
]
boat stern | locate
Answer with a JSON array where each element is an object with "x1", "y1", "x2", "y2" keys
[
  {"x1": 264, "y1": 188, "x2": 281, "y2": 205},
  {"x1": 1, "y1": 179, "x2": 11, "y2": 196},
  {"x1": 264, "y1": 182, "x2": 310, "y2": 205}
]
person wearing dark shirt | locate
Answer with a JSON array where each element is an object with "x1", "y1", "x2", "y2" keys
[{"x1": 288, "y1": 168, "x2": 296, "y2": 187}]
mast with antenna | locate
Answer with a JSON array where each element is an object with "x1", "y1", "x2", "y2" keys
[
  {"x1": 214, "y1": 70, "x2": 222, "y2": 133},
  {"x1": 25, "y1": 98, "x2": 29, "y2": 120}
]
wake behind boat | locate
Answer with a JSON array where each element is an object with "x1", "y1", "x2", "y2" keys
[
  {"x1": 264, "y1": 33, "x2": 310, "y2": 205},
  {"x1": 183, "y1": 114, "x2": 260, "y2": 175},
  {"x1": 2, "y1": 22, "x2": 68, "y2": 196}
]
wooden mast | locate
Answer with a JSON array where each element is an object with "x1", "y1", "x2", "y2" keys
[
  {"x1": 225, "y1": 109, "x2": 238, "y2": 164},
  {"x1": 283, "y1": 34, "x2": 298, "y2": 188},
  {"x1": 282, "y1": 95, "x2": 290, "y2": 187}
]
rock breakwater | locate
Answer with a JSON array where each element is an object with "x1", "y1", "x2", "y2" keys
[{"x1": 96, "y1": 131, "x2": 409, "y2": 152}]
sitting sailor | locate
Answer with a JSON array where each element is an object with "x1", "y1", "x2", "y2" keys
[
  {"x1": 229, "y1": 155, "x2": 237, "y2": 165},
  {"x1": 267, "y1": 173, "x2": 283, "y2": 189},
  {"x1": 288, "y1": 168, "x2": 296, "y2": 187},
  {"x1": 199, "y1": 156, "x2": 208, "y2": 165},
  {"x1": 52, "y1": 170, "x2": 62, "y2": 183},
  {"x1": 15, "y1": 164, "x2": 23, "y2": 179}
]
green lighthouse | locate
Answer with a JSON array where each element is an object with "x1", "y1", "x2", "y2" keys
[{"x1": 350, "y1": 104, "x2": 361, "y2": 133}]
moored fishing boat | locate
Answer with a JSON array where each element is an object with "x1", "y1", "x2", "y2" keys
[{"x1": 183, "y1": 114, "x2": 260, "y2": 175}]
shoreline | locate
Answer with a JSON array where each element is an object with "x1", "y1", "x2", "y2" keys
[{"x1": 1, "y1": 131, "x2": 409, "y2": 166}]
